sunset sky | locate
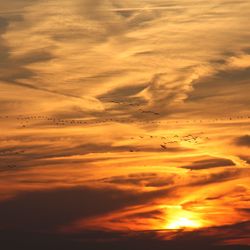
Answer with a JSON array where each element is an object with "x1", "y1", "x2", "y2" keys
[{"x1": 0, "y1": 1, "x2": 250, "y2": 249}]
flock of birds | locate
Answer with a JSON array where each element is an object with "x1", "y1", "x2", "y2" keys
[
  {"x1": 0, "y1": 149, "x2": 25, "y2": 171},
  {"x1": 0, "y1": 111, "x2": 249, "y2": 172},
  {"x1": 128, "y1": 134, "x2": 206, "y2": 153},
  {"x1": 0, "y1": 113, "x2": 249, "y2": 129},
  {"x1": 129, "y1": 133, "x2": 208, "y2": 146},
  {"x1": 0, "y1": 121, "x2": 208, "y2": 171}
]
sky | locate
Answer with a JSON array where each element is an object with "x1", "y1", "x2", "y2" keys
[{"x1": 0, "y1": 0, "x2": 250, "y2": 249}]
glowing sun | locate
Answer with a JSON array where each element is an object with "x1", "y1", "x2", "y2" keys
[
  {"x1": 166, "y1": 217, "x2": 201, "y2": 230},
  {"x1": 163, "y1": 205, "x2": 203, "y2": 230}
]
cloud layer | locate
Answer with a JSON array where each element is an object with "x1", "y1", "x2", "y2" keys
[{"x1": 0, "y1": 0, "x2": 250, "y2": 248}]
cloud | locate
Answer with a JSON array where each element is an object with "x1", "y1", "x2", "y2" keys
[
  {"x1": 98, "y1": 83, "x2": 147, "y2": 102},
  {"x1": 0, "y1": 221, "x2": 249, "y2": 250},
  {"x1": 0, "y1": 1, "x2": 250, "y2": 246},
  {"x1": 99, "y1": 173, "x2": 176, "y2": 187},
  {"x1": 0, "y1": 185, "x2": 173, "y2": 231},
  {"x1": 234, "y1": 135, "x2": 250, "y2": 147},
  {"x1": 1, "y1": 0, "x2": 250, "y2": 119},
  {"x1": 181, "y1": 157, "x2": 235, "y2": 170},
  {"x1": 237, "y1": 208, "x2": 250, "y2": 215},
  {"x1": 238, "y1": 155, "x2": 250, "y2": 164},
  {"x1": 184, "y1": 54, "x2": 250, "y2": 116},
  {"x1": 189, "y1": 168, "x2": 247, "y2": 186},
  {"x1": 0, "y1": 141, "x2": 189, "y2": 170}
]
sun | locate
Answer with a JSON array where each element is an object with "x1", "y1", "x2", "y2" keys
[
  {"x1": 163, "y1": 205, "x2": 203, "y2": 230},
  {"x1": 166, "y1": 217, "x2": 201, "y2": 230}
]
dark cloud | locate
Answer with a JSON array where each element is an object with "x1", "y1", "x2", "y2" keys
[
  {"x1": 0, "y1": 185, "x2": 173, "y2": 231},
  {"x1": 125, "y1": 209, "x2": 164, "y2": 220},
  {"x1": 0, "y1": 141, "x2": 190, "y2": 170},
  {"x1": 0, "y1": 17, "x2": 50, "y2": 115},
  {"x1": 0, "y1": 16, "x2": 9, "y2": 34},
  {"x1": 0, "y1": 17, "x2": 9, "y2": 64},
  {"x1": 238, "y1": 155, "x2": 250, "y2": 164},
  {"x1": 190, "y1": 169, "x2": 244, "y2": 186},
  {"x1": 0, "y1": 221, "x2": 250, "y2": 250},
  {"x1": 234, "y1": 135, "x2": 250, "y2": 147},
  {"x1": 97, "y1": 83, "x2": 149, "y2": 119},
  {"x1": 14, "y1": 49, "x2": 54, "y2": 65},
  {"x1": 237, "y1": 208, "x2": 250, "y2": 214},
  {"x1": 98, "y1": 83, "x2": 147, "y2": 102},
  {"x1": 99, "y1": 173, "x2": 176, "y2": 187},
  {"x1": 186, "y1": 65, "x2": 250, "y2": 114},
  {"x1": 181, "y1": 157, "x2": 235, "y2": 170}
]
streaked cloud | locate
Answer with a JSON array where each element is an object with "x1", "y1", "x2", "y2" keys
[{"x1": 0, "y1": 0, "x2": 250, "y2": 249}]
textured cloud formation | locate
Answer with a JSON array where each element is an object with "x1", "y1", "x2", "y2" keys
[
  {"x1": 0, "y1": 1, "x2": 250, "y2": 249},
  {"x1": 1, "y1": 0, "x2": 250, "y2": 118}
]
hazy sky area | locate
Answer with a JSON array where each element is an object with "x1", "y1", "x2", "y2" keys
[{"x1": 0, "y1": 1, "x2": 250, "y2": 249}]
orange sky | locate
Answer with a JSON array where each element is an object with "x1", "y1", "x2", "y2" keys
[{"x1": 0, "y1": 0, "x2": 250, "y2": 249}]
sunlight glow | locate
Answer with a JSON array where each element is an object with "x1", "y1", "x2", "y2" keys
[
  {"x1": 166, "y1": 217, "x2": 201, "y2": 230},
  {"x1": 164, "y1": 205, "x2": 203, "y2": 230}
]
